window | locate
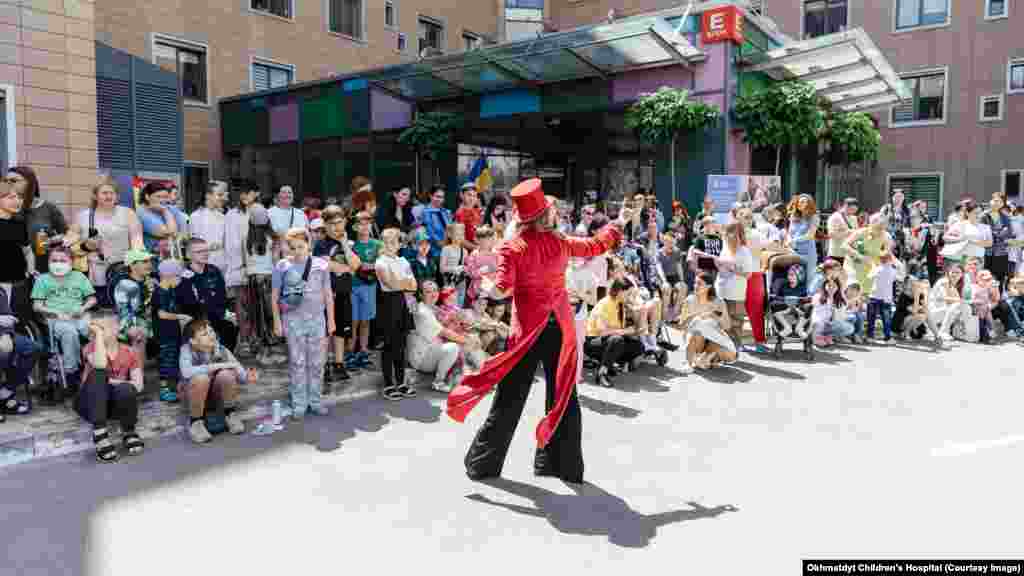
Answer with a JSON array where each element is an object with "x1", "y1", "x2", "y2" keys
[
  {"x1": 748, "y1": 0, "x2": 765, "y2": 15},
  {"x1": 505, "y1": 0, "x2": 544, "y2": 7},
  {"x1": 980, "y1": 94, "x2": 1003, "y2": 122},
  {"x1": 419, "y1": 17, "x2": 444, "y2": 55},
  {"x1": 890, "y1": 68, "x2": 946, "y2": 126},
  {"x1": 888, "y1": 174, "x2": 942, "y2": 221},
  {"x1": 1004, "y1": 170, "x2": 1023, "y2": 201},
  {"x1": 397, "y1": 32, "x2": 407, "y2": 52},
  {"x1": 986, "y1": 0, "x2": 1008, "y2": 19},
  {"x1": 463, "y1": 32, "x2": 481, "y2": 51},
  {"x1": 329, "y1": 0, "x2": 364, "y2": 40},
  {"x1": 154, "y1": 37, "x2": 208, "y2": 105},
  {"x1": 1009, "y1": 59, "x2": 1024, "y2": 94},
  {"x1": 183, "y1": 163, "x2": 210, "y2": 213},
  {"x1": 804, "y1": 1, "x2": 847, "y2": 38},
  {"x1": 385, "y1": 1, "x2": 395, "y2": 27},
  {"x1": 895, "y1": 0, "x2": 949, "y2": 30},
  {"x1": 252, "y1": 60, "x2": 294, "y2": 91},
  {"x1": 251, "y1": 0, "x2": 292, "y2": 19}
]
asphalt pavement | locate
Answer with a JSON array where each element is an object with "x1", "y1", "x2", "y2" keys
[{"x1": 2, "y1": 337, "x2": 1023, "y2": 576}]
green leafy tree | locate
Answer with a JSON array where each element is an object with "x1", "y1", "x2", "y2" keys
[
  {"x1": 824, "y1": 110, "x2": 880, "y2": 165},
  {"x1": 625, "y1": 87, "x2": 721, "y2": 201},
  {"x1": 398, "y1": 111, "x2": 463, "y2": 161},
  {"x1": 733, "y1": 80, "x2": 825, "y2": 176}
]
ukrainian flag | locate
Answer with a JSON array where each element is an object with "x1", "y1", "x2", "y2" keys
[{"x1": 466, "y1": 154, "x2": 493, "y2": 192}]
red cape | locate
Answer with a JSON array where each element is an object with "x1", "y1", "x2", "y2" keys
[{"x1": 446, "y1": 224, "x2": 622, "y2": 447}]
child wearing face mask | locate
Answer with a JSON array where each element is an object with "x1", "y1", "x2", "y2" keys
[{"x1": 31, "y1": 242, "x2": 97, "y2": 389}]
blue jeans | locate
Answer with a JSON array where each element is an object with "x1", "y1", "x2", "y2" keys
[
  {"x1": 49, "y1": 319, "x2": 89, "y2": 374},
  {"x1": 818, "y1": 319, "x2": 855, "y2": 338},
  {"x1": 2, "y1": 333, "x2": 39, "y2": 396},
  {"x1": 847, "y1": 311, "x2": 866, "y2": 336},
  {"x1": 866, "y1": 299, "x2": 893, "y2": 339},
  {"x1": 1006, "y1": 297, "x2": 1024, "y2": 335}
]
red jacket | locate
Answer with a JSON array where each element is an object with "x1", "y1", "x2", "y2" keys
[{"x1": 447, "y1": 223, "x2": 622, "y2": 447}]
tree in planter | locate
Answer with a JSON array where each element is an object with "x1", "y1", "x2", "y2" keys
[
  {"x1": 624, "y1": 87, "x2": 721, "y2": 202},
  {"x1": 822, "y1": 108, "x2": 881, "y2": 202},
  {"x1": 734, "y1": 80, "x2": 825, "y2": 177},
  {"x1": 398, "y1": 111, "x2": 463, "y2": 190}
]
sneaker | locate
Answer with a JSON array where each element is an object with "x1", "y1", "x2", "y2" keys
[
  {"x1": 190, "y1": 420, "x2": 212, "y2": 444},
  {"x1": 398, "y1": 384, "x2": 417, "y2": 398},
  {"x1": 226, "y1": 412, "x2": 245, "y2": 435},
  {"x1": 656, "y1": 348, "x2": 669, "y2": 367}
]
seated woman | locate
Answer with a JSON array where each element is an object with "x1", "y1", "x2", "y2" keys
[
  {"x1": 407, "y1": 280, "x2": 470, "y2": 393},
  {"x1": 0, "y1": 285, "x2": 37, "y2": 420},
  {"x1": 929, "y1": 262, "x2": 968, "y2": 340},
  {"x1": 584, "y1": 278, "x2": 646, "y2": 388},
  {"x1": 76, "y1": 314, "x2": 144, "y2": 463},
  {"x1": 678, "y1": 272, "x2": 737, "y2": 372},
  {"x1": 608, "y1": 255, "x2": 663, "y2": 357}
]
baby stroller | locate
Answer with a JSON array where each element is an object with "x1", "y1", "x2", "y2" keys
[{"x1": 763, "y1": 252, "x2": 815, "y2": 360}]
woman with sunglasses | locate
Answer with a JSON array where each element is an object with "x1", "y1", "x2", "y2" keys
[{"x1": 8, "y1": 166, "x2": 68, "y2": 275}]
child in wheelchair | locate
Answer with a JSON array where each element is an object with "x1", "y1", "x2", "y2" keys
[
  {"x1": 770, "y1": 264, "x2": 812, "y2": 339},
  {"x1": 31, "y1": 241, "x2": 97, "y2": 396}
]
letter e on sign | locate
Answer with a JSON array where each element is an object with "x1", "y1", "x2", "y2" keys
[{"x1": 701, "y1": 6, "x2": 744, "y2": 45}]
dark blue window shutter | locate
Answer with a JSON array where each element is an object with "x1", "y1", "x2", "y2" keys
[
  {"x1": 97, "y1": 77, "x2": 134, "y2": 170},
  {"x1": 134, "y1": 83, "x2": 182, "y2": 172}
]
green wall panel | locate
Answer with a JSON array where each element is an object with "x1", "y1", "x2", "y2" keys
[
  {"x1": 542, "y1": 78, "x2": 609, "y2": 115},
  {"x1": 301, "y1": 87, "x2": 348, "y2": 140},
  {"x1": 222, "y1": 101, "x2": 259, "y2": 150}
]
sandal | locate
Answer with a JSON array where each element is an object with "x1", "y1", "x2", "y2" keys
[
  {"x1": 93, "y1": 428, "x2": 120, "y2": 463},
  {"x1": 2, "y1": 398, "x2": 30, "y2": 415},
  {"x1": 399, "y1": 384, "x2": 417, "y2": 398},
  {"x1": 381, "y1": 385, "x2": 403, "y2": 401},
  {"x1": 123, "y1": 433, "x2": 145, "y2": 456}
]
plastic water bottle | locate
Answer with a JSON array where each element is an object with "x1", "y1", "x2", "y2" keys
[{"x1": 271, "y1": 400, "x2": 283, "y2": 426}]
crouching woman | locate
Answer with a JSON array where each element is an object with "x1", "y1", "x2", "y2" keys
[
  {"x1": 678, "y1": 272, "x2": 737, "y2": 372},
  {"x1": 407, "y1": 280, "x2": 466, "y2": 393}
]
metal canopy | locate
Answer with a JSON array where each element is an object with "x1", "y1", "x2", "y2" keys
[
  {"x1": 362, "y1": 14, "x2": 704, "y2": 102},
  {"x1": 742, "y1": 28, "x2": 911, "y2": 113}
]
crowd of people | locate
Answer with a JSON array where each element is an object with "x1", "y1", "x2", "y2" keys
[{"x1": 1, "y1": 164, "x2": 1022, "y2": 464}]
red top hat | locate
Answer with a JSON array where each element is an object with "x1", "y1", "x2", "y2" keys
[{"x1": 510, "y1": 178, "x2": 553, "y2": 223}]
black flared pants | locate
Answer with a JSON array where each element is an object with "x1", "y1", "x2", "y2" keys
[{"x1": 464, "y1": 314, "x2": 584, "y2": 483}]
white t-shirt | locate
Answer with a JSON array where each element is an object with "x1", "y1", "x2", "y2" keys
[
  {"x1": 189, "y1": 207, "x2": 227, "y2": 272},
  {"x1": 714, "y1": 246, "x2": 754, "y2": 301},
  {"x1": 956, "y1": 221, "x2": 989, "y2": 259},
  {"x1": 375, "y1": 254, "x2": 414, "y2": 292},
  {"x1": 869, "y1": 263, "x2": 899, "y2": 303},
  {"x1": 268, "y1": 206, "x2": 307, "y2": 236}
]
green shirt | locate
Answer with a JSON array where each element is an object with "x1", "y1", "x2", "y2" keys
[
  {"x1": 31, "y1": 270, "x2": 95, "y2": 315},
  {"x1": 352, "y1": 239, "x2": 383, "y2": 286}
]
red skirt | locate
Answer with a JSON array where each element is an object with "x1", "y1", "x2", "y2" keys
[{"x1": 745, "y1": 271, "x2": 766, "y2": 343}]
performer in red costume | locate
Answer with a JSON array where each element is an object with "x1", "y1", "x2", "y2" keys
[{"x1": 447, "y1": 178, "x2": 631, "y2": 484}]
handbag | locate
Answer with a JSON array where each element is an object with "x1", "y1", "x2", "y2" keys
[{"x1": 278, "y1": 257, "x2": 312, "y2": 313}]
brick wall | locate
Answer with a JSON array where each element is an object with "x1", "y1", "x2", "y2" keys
[
  {"x1": 95, "y1": 0, "x2": 501, "y2": 173},
  {"x1": 0, "y1": 0, "x2": 99, "y2": 217}
]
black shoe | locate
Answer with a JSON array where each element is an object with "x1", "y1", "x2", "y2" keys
[
  {"x1": 656, "y1": 349, "x2": 669, "y2": 367},
  {"x1": 466, "y1": 468, "x2": 498, "y2": 482}
]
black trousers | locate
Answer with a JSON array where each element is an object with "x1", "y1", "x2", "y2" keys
[
  {"x1": 464, "y1": 314, "x2": 584, "y2": 483},
  {"x1": 74, "y1": 369, "x2": 138, "y2": 432},
  {"x1": 985, "y1": 254, "x2": 1010, "y2": 293},
  {"x1": 584, "y1": 335, "x2": 644, "y2": 369},
  {"x1": 378, "y1": 291, "x2": 408, "y2": 388}
]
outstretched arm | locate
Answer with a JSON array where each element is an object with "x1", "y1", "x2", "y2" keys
[{"x1": 562, "y1": 208, "x2": 631, "y2": 260}]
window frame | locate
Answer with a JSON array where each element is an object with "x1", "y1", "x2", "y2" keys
[
  {"x1": 1002, "y1": 169, "x2": 1024, "y2": 200},
  {"x1": 397, "y1": 32, "x2": 407, "y2": 53},
  {"x1": 327, "y1": 0, "x2": 367, "y2": 43},
  {"x1": 0, "y1": 85, "x2": 16, "y2": 170},
  {"x1": 984, "y1": 0, "x2": 1009, "y2": 20},
  {"x1": 385, "y1": 0, "x2": 397, "y2": 29},
  {"x1": 979, "y1": 94, "x2": 1004, "y2": 122},
  {"x1": 462, "y1": 30, "x2": 481, "y2": 52},
  {"x1": 249, "y1": 56, "x2": 296, "y2": 92},
  {"x1": 249, "y1": 0, "x2": 295, "y2": 22},
  {"x1": 801, "y1": 0, "x2": 850, "y2": 40},
  {"x1": 885, "y1": 172, "x2": 945, "y2": 218},
  {"x1": 418, "y1": 15, "x2": 446, "y2": 55},
  {"x1": 183, "y1": 161, "x2": 211, "y2": 214},
  {"x1": 1008, "y1": 58, "x2": 1024, "y2": 95},
  {"x1": 888, "y1": 66, "x2": 949, "y2": 128},
  {"x1": 151, "y1": 33, "x2": 210, "y2": 107},
  {"x1": 892, "y1": 0, "x2": 952, "y2": 34}
]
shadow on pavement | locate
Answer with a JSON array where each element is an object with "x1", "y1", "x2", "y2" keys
[
  {"x1": 467, "y1": 478, "x2": 737, "y2": 548},
  {"x1": 577, "y1": 395, "x2": 642, "y2": 419},
  {"x1": 693, "y1": 366, "x2": 755, "y2": 385},
  {"x1": 308, "y1": 393, "x2": 443, "y2": 453},
  {"x1": 607, "y1": 373, "x2": 672, "y2": 394},
  {"x1": 731, "y1": 361, "x2": 805, "y2": 381}
]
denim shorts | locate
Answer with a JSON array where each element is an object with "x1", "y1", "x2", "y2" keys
[{"x1": 351, "y1": 283, "x2": 377, "y2": 322}]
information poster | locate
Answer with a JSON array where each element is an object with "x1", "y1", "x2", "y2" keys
[{"x1": 707, "y1": 174, "x2": 783, "y2": 222}]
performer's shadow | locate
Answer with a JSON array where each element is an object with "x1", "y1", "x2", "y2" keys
[{"x1": 467, "y1": 478, "x2": 737, "y2": 548}]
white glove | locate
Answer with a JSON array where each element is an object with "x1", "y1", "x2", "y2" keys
[{"x1": 0, "y1": 334, "x2": 12, "y2": 354}]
